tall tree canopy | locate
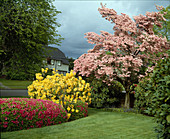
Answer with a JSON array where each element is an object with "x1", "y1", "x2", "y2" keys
[
  {"x1": 74, "y1": 3, "x2": 169, "y2": 108},
  {"x1": 153, "y1": 5, "x2": 170, "y2": 41},
  {"x1": 0, "y1": 0, "x2": 63, "y2": 80}
]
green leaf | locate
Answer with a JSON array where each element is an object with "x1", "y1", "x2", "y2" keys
[{"x1": 166, "y1": 115, "x2": 170, "y2": 123}]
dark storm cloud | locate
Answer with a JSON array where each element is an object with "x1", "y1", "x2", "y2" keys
[{"x1": 51, "y1": 1, "x2": 169, "y2": 59}]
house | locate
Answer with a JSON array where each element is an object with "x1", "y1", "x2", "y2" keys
[{"x1": 43, "y1": 46, "x2": 69, "y2": 75}]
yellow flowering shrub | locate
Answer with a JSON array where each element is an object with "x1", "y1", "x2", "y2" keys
[{"x1": 28, "y1": 68, "x2": 91, "y2": 120}]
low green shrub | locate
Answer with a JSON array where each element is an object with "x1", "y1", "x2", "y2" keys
[
  {"x1": 88, "y1": 78, "x2": 124, "y2": 108},
  {"x1": 64, "y1": 100, "x2": 88, "y2": 121},
  {"x1": 0, "y1": 98, "x2": 67, "y2": 132}
]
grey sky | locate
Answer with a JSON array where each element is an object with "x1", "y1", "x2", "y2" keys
[{"x1": 51, "y1": 1, "x2": 169, "y2": 59}]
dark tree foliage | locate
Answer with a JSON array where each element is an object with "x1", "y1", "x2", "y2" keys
[
  {"x1": 67, "y1": 57, "x2": 75, "y2": 71},
  {"x1": 0, "y1": 0, "x2": 63, "y2": 80},
  {"x1": 153, "y1": 5, "x2": 170, "y2": 41}
]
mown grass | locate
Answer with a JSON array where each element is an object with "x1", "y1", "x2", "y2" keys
[
  {"x1": 0, "y1": 79, "x2": 32, "y2": 89},
  {"x1": 1, "y1": 108, "x2": 157, "y2": 139}
]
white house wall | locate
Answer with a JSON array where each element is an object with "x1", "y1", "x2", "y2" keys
[
  {"x1": 43, "y1": 59, "x2": 69, "y2": 73},
  {"x1": 56, "y1": 63, "x2": 69, "y2": 73}
]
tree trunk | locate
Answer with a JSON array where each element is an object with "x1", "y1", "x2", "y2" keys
[{"x1": 124, "y1": 92, "x2": 130, "y2": 108}]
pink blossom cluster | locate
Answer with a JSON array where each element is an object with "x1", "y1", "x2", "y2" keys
[
  {"x1": 74, "y1": 3, "x2": 169, "y2": 88},
  {"x1": 0, "y1": 98, "x2": 67, "y2": 132}
]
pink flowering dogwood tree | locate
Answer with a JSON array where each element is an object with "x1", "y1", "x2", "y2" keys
[{"x1": 74, "y1": 3, "x2": 169, "y2": 108}]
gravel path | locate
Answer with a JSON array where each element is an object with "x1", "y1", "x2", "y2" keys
[
  {"x1": 0, "y1": 82, "x2": 28, "y2": 96},
  {"x1": 0, "y1": 89, "x2": 28, "y2": 96}
]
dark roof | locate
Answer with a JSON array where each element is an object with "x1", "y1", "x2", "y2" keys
[{"x1": 43, "y1": 46, "x2": 69, "y2": 65}]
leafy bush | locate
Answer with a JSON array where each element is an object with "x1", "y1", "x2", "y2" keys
[
  {"x1": 65, "y1": 100, "x2": 88, "y2": 121},
  {"x1": 28, "y1": 69, "x2": 91, "y2": 120},
  {"x1": 134, "y1": 77, "x2": 153, "y2": 115},
  {"x1": 0, "y1": 98, "x2": 67, "y2": 132},
  {"x1": 88, "y1": 78, "x2": 124, "y2": 108},
  {"x1": 145, "y1": 56, "x2": 170, "y2": 139},
  {"x1": 135, "y1": 52, "x2": 170, "y2": 139}
]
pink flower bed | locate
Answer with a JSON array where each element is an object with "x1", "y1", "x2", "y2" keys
[{"x1": 0, "y1": 98, "x2": 67, "y2": 132}]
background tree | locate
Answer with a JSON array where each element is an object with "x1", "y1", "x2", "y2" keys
[
  {"x1": 153, "y1": 5, "x2": 170, "y2": 41},
  {"x1": 66, "y1": 57, "x2": 75, "y2": 71},
  {"x1": 0, "y1": 0, "x2": 63, "y2": 80},
  {"x1": 74, "y1": 3, "x2": 169, "y2": 108}
]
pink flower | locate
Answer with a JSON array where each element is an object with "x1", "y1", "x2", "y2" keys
[
  {"x1": 3, "y1": 124, "x2": 8, "y2": 128},
  {"x1": 4, "y1": 122, "x2": 8, "y2": 124}
]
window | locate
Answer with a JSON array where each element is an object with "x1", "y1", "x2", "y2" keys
[
  {"x1": 58, "y1": 61, "x2": 61, "y2": 66},
  {"x1": 51, "y1": 60, "x2": 54, "y2": 65}
]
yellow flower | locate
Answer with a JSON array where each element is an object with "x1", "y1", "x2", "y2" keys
[
  {"x1": 79, "y1": 87, "x2": 83, "y2": 91},
  {"x1": 66, "y1": 89, "x2": 71, "y2": 93},
  {"x1": 79, "y1": 96, "x2": 82, "y2": 99},
  {"x1": 71, "y1": 109, "x2": 75, "y2": 112},
  {"x1": 70, "y1": 71, "x2": 74, "y2": 77},
  {"x1": 67, "y1": 113, "x2": 71, "y2": 119},
  {"x1": 67, "y1": 107, "x2": 71, "y2": 112},
  {"x1": 51, "y1": 96, "x2": 56, "y2": 100},
  {"x1": 78, "y1": 76, "x2": 82, "y2": 80},
  {"x1": 74, "y1": 88, "x2": 77, "y2": 91},
  {"x1": 41, "y1": 68, "x2": 45, "y2": 73},
  {"x1": 89, "y1": 98, "x2": 92, "y2": 104},
  {"x1": 82, "y1": 91, "x2": 86, "y2": 95},
  {"x1": 56, "y1": 99, "x2": 59, "y2": 104},
  {"x1": 71, "y1": 104, "x2": 74, "y2": 108},
  {"x1": 81, "y1": 80, "x2": 85, "y2": 85},
  {"x1": 83, "y1": 95, "x2": 86, "y2": 98},
  {"x1": 74, "y1": 99, "x2": 77, "y2": 103},
  {"x1": 86, "y1": 83, "x2": 90, "y2": 88},
  {"x1": 71, "y1": 95, "x2": 74, "y2": 99},
  {"x1": 87, "y1": 88, "x2": 91, "y2": 92},
  {"x1": 67, "y1": 95, "x2": 70, "y2": 99},
  {"x1": 76, "y1": 109, "x2": 79, "y2": 113},
  {"x1": 88, "y1": 93, "x2": 91, "y2": 96},
  {"x1": 64, "y1": 101, "x2": 67, "y2": 105}
]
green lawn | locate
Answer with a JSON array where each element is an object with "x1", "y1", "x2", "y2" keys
[
  {"x1": 0, "y1": 79, "x2": 32, "y2": 89},
  {"x1": 1, "y1": 108, "x2": 157, "y2": 139}
]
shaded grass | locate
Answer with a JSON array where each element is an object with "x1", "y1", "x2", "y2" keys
[
  {"x1": 1, "y1": 108, "x2": 157, "y2": 139},
  {"x1": 0, "y1": 86, "x2": 6, "y2": 89},
  {"x1": 0, "y1": 79, "x2": 32, "y2": 89}
]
